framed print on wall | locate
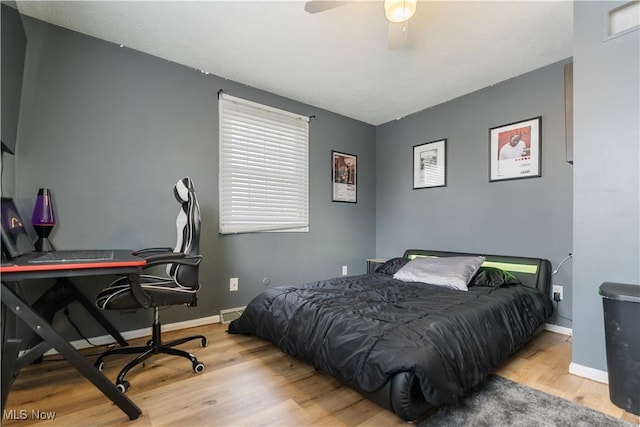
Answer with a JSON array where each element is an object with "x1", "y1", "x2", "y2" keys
[
  {"x1": 332, "y1": 151, "x2": 357, "y2": 203},
  {"x1": 489, "y1": 116, "x2": 542, "y2": 182},
  {"x1": 413, "y1": 139, "x2": 447, "y2": 189}
]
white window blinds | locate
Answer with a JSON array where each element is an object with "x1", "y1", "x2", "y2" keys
[{"x1": 219, "y1": 93, "x2": 309, "y2": 234}]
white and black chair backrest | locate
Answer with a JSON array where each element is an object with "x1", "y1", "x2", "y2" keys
[{"x1": 169, "y1": 177, "x2": 201, "y2": 289}]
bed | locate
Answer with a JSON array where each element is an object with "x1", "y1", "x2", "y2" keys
[{"x1": 228, "y1": 249, "x2": 554, "y2": 421}]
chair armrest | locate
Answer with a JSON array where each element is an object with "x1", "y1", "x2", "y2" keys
[
  {"x1": 129, "y1": 254, "x2": 202, "y2": 308},
  {"x1": 143, "y1": 254, "x2": 202, "y2": 268},
  {"x1": 133, "y1": 247, "x2": 174, "y2": 256},
  {"x1": 140, "y1": 252, "x2": 186, "y2": 264}
]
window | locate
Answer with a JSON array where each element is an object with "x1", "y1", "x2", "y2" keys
[{"x1": 219, "y1": 94, "x2": 309, "y2": 234}]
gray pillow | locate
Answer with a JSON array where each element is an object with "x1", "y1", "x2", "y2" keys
[{"x1": 393, "y1": 255, "x2": 486, "y2": 291}]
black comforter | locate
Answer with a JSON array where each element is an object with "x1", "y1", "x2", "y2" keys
[{"x1": 228, "y1": 272, "x2": 553, "y2": 406}]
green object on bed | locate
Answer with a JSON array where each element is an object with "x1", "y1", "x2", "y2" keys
[
  {"x1": 406, "y1": 255, "x2": 538, "y2": 274},
  {"x1": 481, "y1": 261, "x2": 537, "y2": 274}
]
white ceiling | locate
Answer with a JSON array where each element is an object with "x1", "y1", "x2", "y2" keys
[{"x1": 14, "y1": 0, "x2": 573, "y2": 126}]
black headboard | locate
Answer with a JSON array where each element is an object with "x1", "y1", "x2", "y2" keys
[{"x1": 402, "y1": 249, "x2": 552, "y2": 297}]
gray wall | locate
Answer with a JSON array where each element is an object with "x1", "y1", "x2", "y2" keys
[
  {"x1": 12, "y1": 17, "x2": 376, "y2": 338},
  {"x1": 572, "y1": 1, "x2": 640, "y2": 371},
  {"x1": 375, "y1": 59, "x2": 574, "y2": 327}
]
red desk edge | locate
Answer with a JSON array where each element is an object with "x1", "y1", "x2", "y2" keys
[{"x1": 1, "y1": 259, "x2": 146, "y2": 273}]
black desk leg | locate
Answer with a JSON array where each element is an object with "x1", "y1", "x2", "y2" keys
[
  {"x1": 14, "y1": 341, "x2": 52, "y2": 372},
  {"x1": 58, "y1": 278, "x2": 128, "y2": 347},
  {"x1": 1, "y1": 283, "x2": 141, "y2": 420},
  {"x1": 1, "y1": 338, "x2": 21, "y2": 412}
]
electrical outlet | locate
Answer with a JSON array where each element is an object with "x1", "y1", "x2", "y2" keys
[
  {"x1": 553, "y1": 285, "x2": 563, "y2": 301},
  {"x1": 229, "y1": 277, "x2": 238, "y2": 292},
  {"x1": 342, "y1": 265, "x2": 348, "y2": 276}
]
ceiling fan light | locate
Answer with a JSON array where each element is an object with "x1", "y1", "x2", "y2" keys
[{"x1": 384, "y1": 0, "x2": 417, "y2": 23}]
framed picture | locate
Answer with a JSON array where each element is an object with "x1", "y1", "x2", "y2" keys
[
  {"x1": 413, "y1": 139, "x2": 447, "y2": 189},
  {"x1": 332, "y1": 151, "x2": 357, "y2": 203},
  {"x1": 489, "y1": 116, "x2": 542, "y2": 182}
]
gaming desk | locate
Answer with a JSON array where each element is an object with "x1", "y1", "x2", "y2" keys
[{"x1": 1, "y1": 250, "x2": 146, "y2": 420}]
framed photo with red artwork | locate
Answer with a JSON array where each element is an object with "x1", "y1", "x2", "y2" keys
[{"x1": 489, "y1": 116, "x2": 542, "y2": 182}]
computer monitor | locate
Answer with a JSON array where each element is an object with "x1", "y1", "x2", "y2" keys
[{"x1": 1, "y1": 197, "x2": 35, "y2": 259}]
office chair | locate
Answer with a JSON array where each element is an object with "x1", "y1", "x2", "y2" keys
[{"x1": 94, "y1": 177, "x2": 207, "y2": 393}]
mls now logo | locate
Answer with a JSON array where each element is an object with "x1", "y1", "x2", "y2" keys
[
  {"x1": 3, "y1": 409, "x2": 56, "y2": 420},
  {"x1": 3, "y1": 409, "x2": 28, "y2": 420}
]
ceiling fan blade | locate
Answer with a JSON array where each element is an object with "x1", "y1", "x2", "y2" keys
[
  {"x1": 304, "y1": 1, "x2": 351, "y2": 14},
  {"x1": 387, "y1": 21, "x2": 409, "y2": 50}
]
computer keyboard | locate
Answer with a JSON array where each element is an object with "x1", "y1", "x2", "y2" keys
[{"x1": 28, "y1": 250, "x2": 115, "y2": 263}]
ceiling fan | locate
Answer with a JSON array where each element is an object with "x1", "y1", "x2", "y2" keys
[{"x1": 304, "y1": 0, "x2": 418, "y2": 50}]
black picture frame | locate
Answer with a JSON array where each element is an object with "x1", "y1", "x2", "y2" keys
[
  {"x1": 332, "y1": 151, "x2": 357, "y2": 203},
  {"x1": 489, "y1": 116, "x2": 542, "y2": 182},
  {"x1": 413, "y1": 139, "x2": 447, "y2": 189}
]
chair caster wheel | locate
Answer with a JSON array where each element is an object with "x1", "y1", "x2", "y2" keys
[
  {"x1": 200, "y1": 338, "x2": 208, "y2": 347},
  {"x1": 193, "y1": 362, "x2": 205, "y2": 373},
  {"x1": 116, "y1": 380, "x2": 130, "y2": 393},
  {"x1": 95, "y1": 361, "x2": 104, "y2": 371}
]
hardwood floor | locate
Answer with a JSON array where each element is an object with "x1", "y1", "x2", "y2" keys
[{"x1": 4, "y1": 323, "x2": 639, "y2": 426}]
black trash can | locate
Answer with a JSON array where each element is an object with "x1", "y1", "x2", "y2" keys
[{"x1": 599, "y1": 282, "x2": 640, "y2": 416}]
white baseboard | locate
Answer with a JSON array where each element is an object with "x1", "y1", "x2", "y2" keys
[
  {"x1": 569, "y1": 362, "x2": 609, "y2": 384},
  {"x1": 43, "y1": 315, "x2": 220, "y2": 356},
  {"x1": 544, "y1": 323, "x2": 573, "y2": 336},
  {"x1": 543, "y1": 324, "x2": 608, "y2": 384}
]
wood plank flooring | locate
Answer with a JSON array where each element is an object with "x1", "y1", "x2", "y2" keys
[{"x1": 3, "y1": 323, "x2": 639, "y2": 426}]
